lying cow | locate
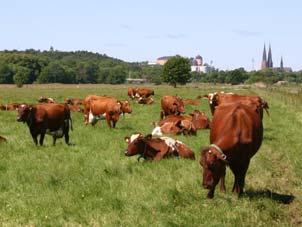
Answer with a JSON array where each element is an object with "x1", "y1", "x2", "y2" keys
[
  {"x1": 124, "y1": 133, "x2": 195, "y2": 161},
  {"x1": 182, "y1": 98, "x2": 200, "y2": 106},
  {"x1": 160, "y1": 95, "x2": 185, "y2": 119},
  {"x1": 200, "y1": 102, "x2": 263, "y2": 198},
  {"x1": 152, "y1": 110, "x2": 210, "y2": 136},
  {"x1": 17, "y1": 103, "x2": 73, "y2": 146},
  {"x1": 137, "y1": 97, "x2": 154, "y2": 105},
  {"x1": 64, "y1": 98, "x2": 83, "y2": 106},
  {"x1": 38, "y1": 96, "x2": 56, "y2": 104},
  {"x1": 128, "y1": 87, "x2": 154, "y2": 100},
  {"x1": 0, "y1": 103, "x2": 21, "y2": 111}
]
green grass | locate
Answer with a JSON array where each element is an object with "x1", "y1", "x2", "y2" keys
[{"x1": 0, "y1": 84, "x2": 301, "y2": 226}]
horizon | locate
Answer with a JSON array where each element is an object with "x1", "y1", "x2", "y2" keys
[{"x1": 1, "y1": 0, "x2": 301, "y2": 71}]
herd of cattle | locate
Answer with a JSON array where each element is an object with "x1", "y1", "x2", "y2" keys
[{"x1": 0, "y1": 86, "x2": 269, "y2": 198}]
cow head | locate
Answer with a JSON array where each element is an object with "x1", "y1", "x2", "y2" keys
[
  {"x1": 200, "y1": 146, "x2": 227, "y2": 198},
  {"x1": 124, "y1": 133, "x2": 152, "y2": 157},
  {"x1": 174, "y1": 97, "x2": 185, "y2": 114},
  {"x1": 203, "y1": 93, "x2": 219, "y2": 114},
  {"x1": 189, "y1": 110, "x2": 210, "y2": 129},
  {"x1": 120, "y1": 100, "x2": 132, "y2": 114},
  {"x1": 17, "y1": 104, "x2": 32, "y2": 122}
]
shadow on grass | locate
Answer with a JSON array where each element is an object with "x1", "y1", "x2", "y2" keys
[{"x1": 244, "y1": 189, "x2": 295, "y2": 204}]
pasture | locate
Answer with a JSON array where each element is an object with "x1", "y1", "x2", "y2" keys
[{"x1": 0, "y1": 84, "x2": 301, "y2": 226}]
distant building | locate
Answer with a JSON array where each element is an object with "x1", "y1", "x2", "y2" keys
[
  {"x1": 156, "y1": 56, "x2": 172, "y2": 65},
  {"x1": 261, "y1": 44, "x2": 292, "y2": 72},
  {"x1": 190, "y1": 55, "x2": 213, "y2": 73}
]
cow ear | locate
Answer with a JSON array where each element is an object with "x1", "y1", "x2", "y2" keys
[
  {"x1": 144, "y1": 134, "x2": 152, "y2": 140},
  {"x1": 210, "y1": 149, "x2": 227, "y2": 162},
  {"x1": 125, "y1": 136, "x2": 130, "y2": 143}
]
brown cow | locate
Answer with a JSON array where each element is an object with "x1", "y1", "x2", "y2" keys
[
  {"x1": 0, "y1": 136, "x2": 7, "y2": 143},
  {"x1": 203, "y1": 92, "x2": 269, "y2": 118},
  {"x1": 183, "y1": 98, "x2": 200, "y2": 106},
  {"x1": 68, "y1": 104, "x2": 83, "y2": 112},
  {"x1": 137, "y1": 97, "x2": 154, "y2": 105},
  {"x1": 0, "y1": 103, "x2": 21, "y2": 111},
  {"x1": 127, "y1": 87, "x2": 138, "y2": 99},
  {"x1": 17, "y1": 103, "x2": 72, "y2": 146},
  {"x1": 65, "y1": 98, "x2": 83, "y2": 106},
  {"x1": 152, "y1": 110, "x2": 210, "y2": 136},
  {"x1": 88, "y1": 98, "x2": 122, "y2": 128},
  {"x1": 124, "y1": 133, "x2": 195, "y2": 161},
  {"x1": 160, "y1": 95, "x2": 185, "y2": 119},
  {"x1": 136, "y1": 87, "x2": 154, "y2": 98},
  {"x1": 199, "y1": 102, "x2": 263, "y2": 198},
  {"x1": 38, "y1": 96, "x2": 56, "y2": 104},
  {"x1": 83, "y1": 95, "x2": 131, "y2": 124}
]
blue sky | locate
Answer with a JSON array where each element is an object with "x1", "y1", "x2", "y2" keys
[{"x1": 1, "y1": 0, "x2": 301, "y2": 71}]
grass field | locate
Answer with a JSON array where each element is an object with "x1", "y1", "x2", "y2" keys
[{"x1": 0, "y1": 84, "x2": 301, "y2": 226}]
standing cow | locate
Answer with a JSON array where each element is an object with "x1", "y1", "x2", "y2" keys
[
  {"x1": 200, "y1": 102, "x2": 263, "y2": 198},
  {"x1": 17, "y1": 103, "x2": 72, "y2": 146}
]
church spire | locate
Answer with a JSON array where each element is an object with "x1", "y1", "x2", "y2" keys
[
  {"x1": 267, "y1": 44, "x2": 273, "y2": 68},
  {"x1": 280, "y1": 56, "x2": 284, "y2": 70},
  {"x1": 261, "y1": 44, "x2": 267, "y2": 69}
]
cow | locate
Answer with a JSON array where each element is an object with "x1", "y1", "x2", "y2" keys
[
  {"x1": 203, "y1": 92, "x2": 269, "y2": 118},
  {"x1": 124, "y1": 133, "x2": 195, "y2": 161},
  {"x1": 199, "y1": 102, "x2": 263, "y2": 198},
  {"x1": 0, "y1": 103, "x2": 21, "y2": 111},
  {"x1": 38, "y1": 96, "x2": 56, "y2": 104},
  {"x1": 17, "y1": 103, "x2": 73, "y2": 146},
  {"x1": 88, "y1": 98, "x2": 122, "y2": 128},
  {"x1": 65, "y1": 98, "x2": 83, "y2": 106},
  {"x1": 152, "y1": 110, "x2": 210, "y2": 136},
  {"x1": 136, "y1": 87, "x2": 154, "y2": 98},
  {"x1": 83, "y1": 95, "x2": 132, "y2": 125},
  {"x1": 160, "y1": 95, "x2": 185, "y2": 119},
  {"x1": 127, "y1": 87, "x2": 139, "y2": 99},
  {"x1": 0, "y1": 136, "x2": 7, "y2": 143},
  {"x1": 137, "y1": 97, "x2": 154, "y2": 105},
  {"x1": 182, "y1": 98, "x2": 200, "y2": 106},
  {"x1": 68, "y1": 104, "x2": 83, "y2": 112}
]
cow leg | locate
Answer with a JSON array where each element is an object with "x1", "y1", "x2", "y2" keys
[
  {"x1": 112, "y1": 121, "x2": 117, "y2": 128},
  {"x1": 39, "y1": 132, "x2": 45, "y2": 146},
  {"x1": 52, "y1": 136, "x2": 57, "y2": 146},
  {"x1": 160, "y1": 111, "x2": 164, "y2": 120},
  {"x1": 207, "y1": 188, "x2": 216, "y2": 199},
  {"x1": 220, "y1": 167, "x2": 226, "y2": 193},
  {"x1": 231, "y1": 161, "x2": 249, "y2": 196},
  {"x1": 31, "y1": 132, "x2": 38, "y2": 145},
  {"x1": 105, "y1": 114, "x2": 112, "y2": 128}
]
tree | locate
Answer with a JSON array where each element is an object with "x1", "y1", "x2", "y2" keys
[
  {"x1": 0, "y1": 63, "x2": 14, "y2": 83},
  {"x1": 225, "y1": 68, "x2": 248, "y2": 85},
  {"x1": 161, "y1": 56, "x2": 191, "y2": 87},
  {"x1": 13, "y1": 66, "x2": 30, "y2": 87},
  {"x1": 106, "y1": 66, "x2": 127, "y2": 84},
  {"x1": 37, "y1": 62, "x2": 67, "y2": 83}
]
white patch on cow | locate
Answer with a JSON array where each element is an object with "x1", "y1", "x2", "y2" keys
[
  {"x1": 138, "y1": 97, "x2": 143, "y2": 101},
  {"x1": 135, "y1": 93, "x2": 140, "y2": 98},
  {"x1": 46, "y1": 128, "x2": 64, "y2": 137},
  {"x1": 151, "y1": 126, "x2": 163, "y2": 136},
  {"x1": 160, "y1": 137, "x2": 183, "y2": 151},
  {"x1": 20, "y1": 104, "x2": 26, "y2": 108},
  {"x1": 89, "y1": 111, "x2": 106, "y2": 124},
  {"x1": 130, "y1": 134, "x2": 141, "y2": 143}
]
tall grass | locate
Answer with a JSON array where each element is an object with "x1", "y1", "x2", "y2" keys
[{"x1": 0, "y1": 84, "x2": 301, "y2": 226}]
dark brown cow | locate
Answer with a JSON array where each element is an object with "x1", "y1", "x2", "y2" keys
[
  {"x1": 152, "y1": 110, "x2": 210, "y2": 136},
  {"x1": 124, "y1": 133, "x2": 195, "y2": 161},
  {"x1": 38, "y1": 96, "x2": 56, "y2": 104},
  {"x1": 17, "y1": 103, "x2": 72, "y2": 146},
  {"x1": 203, "y1": 92, "x2": 269, "y2": 118},
  {"x1": 88, "y1": 98, "x2": 122, "y2": 128},
  {"x1": 160, "y1": 95, "x2": 185, "y2": 119},
  {"x1": 0, "y1": 136, "x2": 7, "y2": 143},
  {"x1": 199, "y1": 102, "x2": 263, "y2": 198}
]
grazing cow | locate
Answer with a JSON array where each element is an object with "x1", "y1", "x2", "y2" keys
[
  {"x1": 88, "y1": 98, "x2": 122, "y2": 128},
  {"x1": 160, "y1": 95, "x2": 185, "y2": 119},
  {"x1": 152, "y1": 110, "x2": 210, "y2": 136},
  {"x1": 137, "y1": 97, "x2": 154, "y2": 105},
  {"x1": 17, "y1": 103, "x2": 72, "y2": 146},
  {"x1": 83, "y1": 95, "x2": 131, "y2": 124},
  {"x1": 68, "y1": 104, "x2": 83, "y2": 112},
  {"x1": 0, "y1": 136, "x2": 7, "y2": 143},
  {"x1": 0, "y1": 103, "x2": 21, "y2": 111},
  {"x1": 65, "y1": 98, "x2": 83, "y2": 106},
  {"x1": 199, "y1": 102, "x2": 263, "y2": 198},
  {"x1": 38, "y1": 96, "x2": 56, "y2": 104},
  {"x1": 124, "y1": 133, "x2": 195, "y2": 161},
  {"x1": 203, "y1": 92, "x2": 269, "y2": 118}
]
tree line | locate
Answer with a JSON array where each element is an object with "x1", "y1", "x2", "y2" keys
[{"x1": 0, "y1": 50, "x2": 301, "y2": 87}]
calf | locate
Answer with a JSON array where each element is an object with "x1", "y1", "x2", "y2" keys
[
  {"x1": 124, "y1": 133, "x2": 195, "y2": 161},
  {"x1": 200, "y1": 103, "x2": 263, "y2": 198},
  {"x1": 17, "y1": 103, "x2": 72, "y2": 146},
  {"x1": 38, "y1": 96, "x2": 56, "y2": 104}
]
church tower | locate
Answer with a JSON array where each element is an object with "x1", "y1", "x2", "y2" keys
[
  {"x1": 280, "y1": 57, "x2": 284, "y2": 71},
  {"x1": 267, "y1": 44, "x2": 273, "y2": 68},
  {"x1": 261, "y1": 44, "x2": 267, "y2": 69}
]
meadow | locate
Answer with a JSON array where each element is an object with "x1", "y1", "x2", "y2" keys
[{"x1": 0, "y1": 83, "x2": 301, "y2": 226}]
